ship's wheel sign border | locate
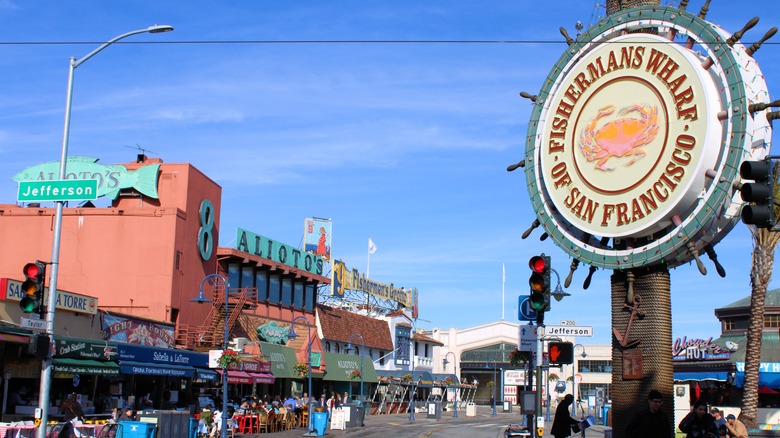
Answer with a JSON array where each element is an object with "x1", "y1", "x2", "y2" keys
[{"x1": 525, "y1": 5, "x2": 771, "y2": 271}]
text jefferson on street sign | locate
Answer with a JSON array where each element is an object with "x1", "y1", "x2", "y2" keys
[
  {"x1": 545, "y1": 325, "x2": 593, "y2": 337},
  {"x1": 18, "y1": 179, "x2": 98, "y2": 202}
]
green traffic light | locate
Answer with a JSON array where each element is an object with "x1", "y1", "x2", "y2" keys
[
  {"x1": 19, "y1": 296, "x2": 38, "y2": 313},
  {"x1": 529, "y1": 292, "x2": 546, "y2": 311}
]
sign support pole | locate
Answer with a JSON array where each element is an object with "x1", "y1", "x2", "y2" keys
[{"x1": 535, "y1": 325, "x2": 544, "y2": 438}]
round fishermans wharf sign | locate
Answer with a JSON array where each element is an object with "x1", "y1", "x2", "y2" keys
[{"x1": 525, "y1": 6, "x2": 772, "y2": 270}]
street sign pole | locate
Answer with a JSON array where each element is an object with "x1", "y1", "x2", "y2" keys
[{"x1": 535, "y1": 325, "x2": 544, "y2": 438}]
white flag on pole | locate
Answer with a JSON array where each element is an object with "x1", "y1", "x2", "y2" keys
[
  {"x1": 368, "y1": 238, "x2": 377, "y2": 255},
  {"x1": 503, "y1": 263, "x2": 506, "y2": 282}
]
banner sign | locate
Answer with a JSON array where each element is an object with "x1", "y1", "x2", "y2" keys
[
  {"x1": 672, "y1": 336, "x2": 730, "y2": 361},
  {"x1": 117, "y1": 343, "x2": 208, "y2": 368},
  {"x1": 236, "y1": 227, "x2": 324, "y2": 275},
  {"x1": 13, "y1": 156, "x2": 160, "y2": 200},
  {"x1": 55, "y1": 338, "x2": 117, "y2": 360},
  {"x1": 101, "y1": 312, "x2": 176, "y2": 348},
  {"x1": 303, "y1": 218, "x2": 332, "y2": 262},
  {"x1": 1, "y1": 278, "x2": 98, "y2": 315},
  {"x1": 332, "y1": 260, "x2": 413, "y2": 309}
]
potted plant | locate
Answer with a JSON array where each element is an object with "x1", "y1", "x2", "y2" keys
[
  {"x1": 349, "y1": 370, "x2": 361, "y2": 380},
  {"x1": 548, "y1": 373, "x2": 560, "y2": 382},
  {"x1": 509, "y1": 348, "x2": 526, "y2": 366},
  {"x1": 401, "y1": 373, "x2": 413, "y2": 383},
  {"x1": 293, "y1": 362, "x2": 309, "y2": 377},
  {"x1": 444, "y1": 377, "x2": 456, "y2": 386},
  {"x1": 217, "y1": 349, "x2": 241, "y2": 368},
  {"x1": 487, "y1": 380, "x2": 495, "y2": 388}
]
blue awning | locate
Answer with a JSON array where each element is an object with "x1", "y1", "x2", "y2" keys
[
  {"x1": 674, "y1": 371, "x2": 728, "y2": 382},
  {"x1": 119, "y1": 361, "x2": 195, "y2": 377},
  {"x1": 735, "y1": 371, "x2": 780, "y2": 388}
]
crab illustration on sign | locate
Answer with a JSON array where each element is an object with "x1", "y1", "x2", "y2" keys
[{"x1": 579, "y1": 104, "x2": 659, "y2": 171}]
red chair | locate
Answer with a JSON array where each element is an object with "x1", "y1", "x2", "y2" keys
[{"x1": 237, "y1": 414, "x2": 258, "y2": 434}]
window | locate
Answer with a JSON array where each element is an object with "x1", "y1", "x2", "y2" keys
[
  {"x1": 241, "y1": 266, "x2": 254, "y2": 289},
  {"x1": 578, "y1": 360, "x2": 612, "y2": 373},
  {"x1": 765, "y1": 315, "x2": 780, "y2": 328},
  {"x1": 304, "y1": 284, "x2": 316, "y2": 311},
  {"x1": 325, "y1": 341, "x2": 330, "y2": 352},
  {"x1": 335, "y1": 344, "x2": 340, "y2": 353},
  {"x1": 281, "y1": 277, "x2": 293, "y2": 306},
  {"x1": 293, "y1": 281, "x2": 304, "y2": 308},
  {"x1": 425, "y1": 344, "x2": 429, "y2": 357},
  {"x1": 354, "y1": 346, "x2": 360, "y2": 356},
  {"x1": 379, "y1": 351, "x2": 385, "y2": 366},
  {"x1": 255, "y1": 271, "x2": 269, "y2": 302},
  {"x1": 723, "y1": 318, "x2": 748, "y2": 331},
  {"x1": 268, "y1": 275, "x2": 281, "y2": 303},
  {"x1": 227, "y1": 263, "x2": 240, "y2": 289}
]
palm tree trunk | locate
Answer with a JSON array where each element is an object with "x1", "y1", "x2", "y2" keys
[{"x1": 741, "y1": 239, "x2": 775, "y2": 428}]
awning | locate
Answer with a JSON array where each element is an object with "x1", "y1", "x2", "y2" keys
[
  {"x1": 674, "y1": 371, "x2": 729, "y2": 382},
  {"x1": 195, "y1": 369, "x2": 219, "y2": 382},
  {"x1": 322, "y1": 352, "x2": 378, "y2": 382},
  {"x1": 53, "y1": 358, "x2": 119, "y2": 377},
  {"x1": 119, "y1": 361, "x2": 195, "y2": 377},
  {"x1": 217, "y1": 370, "x2": 253, "y2": 385},
  {"x1": 248, "y1": 372, "x2": 275, "y2": 384},
  {"x1": 376, "y1": 370, "x2": 435, "y2": 387},
  {"x1": 259, "y1": 342, "x2": 300, "y2": 379},
  {"x1": 736, "y1": 362, "x2": 780, "y2": 388}
]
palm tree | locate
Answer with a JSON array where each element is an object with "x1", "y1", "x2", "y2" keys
[{"x1": 741, "y1": 208, "x2": 780, "y2": 428}]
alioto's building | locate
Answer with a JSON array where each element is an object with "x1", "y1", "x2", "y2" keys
[{"x1": 0, "y1": 155, "x2": 332, "y2": 419}]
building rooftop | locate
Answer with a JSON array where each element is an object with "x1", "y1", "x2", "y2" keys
[{"x1": 317, "y1": 305, "x2": 394, "y2": 351}]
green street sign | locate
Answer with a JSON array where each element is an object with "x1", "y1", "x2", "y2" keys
[{"x1": 18, "y1": 179, "x2": 98, "y2": 202}]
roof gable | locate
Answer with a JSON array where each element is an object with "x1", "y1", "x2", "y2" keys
[{"x1": 317, "y1": 305, "x2": 394, "y2": 351}]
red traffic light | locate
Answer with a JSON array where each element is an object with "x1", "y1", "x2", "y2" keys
[
  {"x1": 23, "y1": 262, "x2": 41, "y2": 279},
  {"x1": 529, "y1": 256, "x2": 548, "y2": 273}
]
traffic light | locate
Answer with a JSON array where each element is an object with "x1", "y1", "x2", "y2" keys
[
  {"x1": 20, "y1": 261, "x2": 45, "y2": 314},
  {"x1": 529, "y1": 255, "x2": 551, "y2": 324},
  {"x1": 740, "y1": 159, "x2": 775, "y2": 228},
  {"x1": 548, "y1": 341, "x2": 574, "y2": 365}
]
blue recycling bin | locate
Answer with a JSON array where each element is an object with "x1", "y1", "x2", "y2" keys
[
  {"x1": 189, "y1": 417, "x2": 199, "y2": 438},
  {"x1": 119, "y1": 421, "x2": 157, "y2": 438},
  {"x1": 312, "y1": 411, "x2": 328, "y2": 436},
  {"x1": 602, "y1": 405, "x2": 612, "y2": 426}
]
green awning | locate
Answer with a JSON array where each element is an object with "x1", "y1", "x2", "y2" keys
[
  {"x1": 322, "y1": 352, "x2": 378, "y2": 383},
  {"x1": 53, "y1": 358, "x2": 119, "y2": 376},
  {"x1": 259, "y1": 342, "x2": 300, "y2": 379}
]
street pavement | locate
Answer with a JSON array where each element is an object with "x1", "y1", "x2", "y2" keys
[{"x1": 236, "y1": 406, "x2": 613, "y2": 438}]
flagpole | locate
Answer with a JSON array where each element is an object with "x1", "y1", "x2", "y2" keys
[{"x1": 502, "y1": 263, "x2": 506, "y2": 320}]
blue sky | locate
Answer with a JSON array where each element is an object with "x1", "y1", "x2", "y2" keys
[{"x1": 1, "y1": 0, "x2": 779, "y2": 345}]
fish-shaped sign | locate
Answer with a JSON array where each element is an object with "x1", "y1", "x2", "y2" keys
[{"x1": 13, "y1": 156, "x2": 159, "y2": 200}]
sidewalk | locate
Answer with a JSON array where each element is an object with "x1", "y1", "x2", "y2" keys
[{"x1": 236, "y1": 405, "x2": 613, "y2": 437}]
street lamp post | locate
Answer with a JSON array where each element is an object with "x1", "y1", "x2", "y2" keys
[
  {"x1": 347, "y1": 334, "x2": 365, "y2": 406},
  {"x1": 442, "y1": 352, "x2": 458, "y2": 418},
  {"x1": 491, "y1": 359, "x2": 497, "y2": 417},
  {"x1": 288, "y1": 316, "x2": 316, "y2": 437},
  {"x1": 38, "y1": 24, "x2": 173, "y2": 438},
  {"x1": 572, "y1": 344, "x2": 587, "y2": 417},
  {"x1": 191, "y1": 274, "x2": 231, "y2": 438},
  {"x1": 409, "y1": 328, "x2": 416, "y2": 423}
]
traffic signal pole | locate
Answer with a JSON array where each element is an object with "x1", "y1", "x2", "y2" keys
[{"x1": 535, "y1": 325, "x2": 544, "y2": 438}]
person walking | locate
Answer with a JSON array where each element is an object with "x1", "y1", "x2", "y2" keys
[
  {"x1": 551, "y1": 394, "x2": 579, "y2": 438},
  {"x1": 625, "y1": 389, "x2": 671, "y2": 437},
  {"x1": 679, "y1": 401, "x2": 720, "y2": 438}
]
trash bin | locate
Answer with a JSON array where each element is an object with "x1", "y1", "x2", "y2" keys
[
  {"x1": 602, "y1": 405, "x2": 611, "y2": 426},
  {"x1": 427, "y1": 401, "x2": 442, "y2": 419},
  {"x1": 503, "y1": 401, "x2": 513, "y2": 413},
  {"x1": 189, "y1": 417, "x2": 198, "y2": 438},
  {"x1": 466, "y1": 402, "x2": 477, "y2": 417},
  {"x1": 353, "y1": 405, "x2": 366, "y2": 426},
  {"x1": 119, "y1": 421, "x2": 157, "y2": 438},
  {"x1": 312, "y1": 411, "x2": 328, "y2": 436}
]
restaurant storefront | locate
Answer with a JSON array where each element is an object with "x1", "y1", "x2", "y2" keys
[{"x1": 321, "y1": 351, "x2": 378, "y2": 400}]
